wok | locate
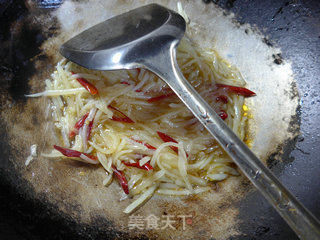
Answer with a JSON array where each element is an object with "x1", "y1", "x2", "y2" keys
[{"x1": 0, "y1": 0, "x2": 319, "y2": 239}]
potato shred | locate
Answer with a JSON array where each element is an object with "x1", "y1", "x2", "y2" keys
[{"x1": 28, "y1": 38, "x2": 254, "y2": 214}]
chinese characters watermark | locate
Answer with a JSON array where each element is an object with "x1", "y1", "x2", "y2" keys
[{"x1": 128, "y1": 214, "x2": 193, "y2": 230}]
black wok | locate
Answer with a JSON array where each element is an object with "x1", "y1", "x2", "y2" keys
[{"x1": 0, "y1": 0, "x2": 319, "y2": 239}]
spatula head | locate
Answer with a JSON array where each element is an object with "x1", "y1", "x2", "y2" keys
[{"x1": 60, "y1": 4, "x2": 186, "y2": 70}]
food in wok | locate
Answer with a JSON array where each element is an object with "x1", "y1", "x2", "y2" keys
[{"x1": 28, "y1": 36, "x2": 255, "y2": 213}]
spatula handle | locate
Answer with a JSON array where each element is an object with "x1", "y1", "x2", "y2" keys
[{"x1": 147, "y1": 45, "x2": 320, "y2": 240}]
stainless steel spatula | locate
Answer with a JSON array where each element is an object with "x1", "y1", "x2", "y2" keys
[{"x1": 60, "y1": 4, "x2": 320, "y2": 239}]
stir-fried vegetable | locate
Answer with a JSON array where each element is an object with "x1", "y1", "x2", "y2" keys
[
  {"x1": 218, "y1": 110, "x2": 228, "y2": 120},
  {"x1": 216, "y1": 84, "x2": 256, "y2": 97},
  {"x1": 108, "y1": 105, "x2": 135, "y2": 123},
  {"x1": 215, "y1": 95, "x2": 228, "y2": 104},
  {"x1": 120, "y1": 81, "x2": 143, "y2": 92},
  {"x1": 30, "y1": 33, "x2": 255, "y2": 214},
  {"x1": 131, "y1": 138, "x2": 157, "y2": 150},
  {"x1": 157, "y1": 131, "x2": 183, "y2": 155},
  {"x1": 71, "y1": 72, "x2": 99, "y2": 95},
  {"x1": 123, "y1": 161, "x2": 153, "y2": 171},
  {"x1": 53, "y1": 145, "x2": 98, "y2": 164},
  {"x1": 112, "y1": 165, "x2": 129, "y2": 194},
  {"x1": 86, "y1": 115, "x2": 95, "y2": 140},
  {"x1": 69, "y1": 112, "x2": 89, "y2": 138},
  {"x1": 147, "y1": 92, "x2": 176, "y2": 102}
]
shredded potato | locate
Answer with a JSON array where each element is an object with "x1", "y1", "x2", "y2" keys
[{"x1": 35, "y1": 37, "x2": 250, "y2": 213}]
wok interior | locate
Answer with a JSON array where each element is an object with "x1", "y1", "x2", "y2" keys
[{"x1": 0, "y1": 1, "x2": 302, "y2": 240}]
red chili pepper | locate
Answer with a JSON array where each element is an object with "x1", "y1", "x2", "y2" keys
[
  {"x1": 157, "y1": 131, "x2": 178, "y2": 154},
  {"x1": 123, "y1": 161, "x2": 153, "y2": 171},
  {"x1": 120, "y1": 81, "x2": 131, "y2": 86},
  {"x1": 131, "y1": 138, "x2": 157, "y2": 150},
  {"x1": 69, "y1": 113, "x2": 89, "y2": 138},
  {"x1": 76, "y1": 77, "x2": 99, "y2": 95},
  {"x1": 71, "y1": 72, "x2": 98, "y2": 95},
  {"x1": 156, "y1": 131, "x2": 188, "y2": 157},
  {"x1": 216, "y1": 84, "x2": 255, "y2": 97},
  {"x1": 108, "y1": 105, "x2": 135, "y2": 123},
  {"x1": 111, "y1": 116, "x2": 134, "y2": 123},
  {"x1": 218, "y1": 110, "x2": 228, "y2": 120},
  {"x1": 147, "y1": 92, "x2": 176, "y2": 103},
  {"x1": 53, "y1": 145, "x2": 98, "y2": 162},
  {"x1": 112, "y1": 165, "x2": 129, "y2": 194},
  {"x1": 120, "y1": 81, "x2": 142, "y2": 92},
  {"x1": 216, "y1": 95, "x2": 228, "y2": 104},
  {"x1": 87, "y1": 117, "x2": 94, "y2": 141}
]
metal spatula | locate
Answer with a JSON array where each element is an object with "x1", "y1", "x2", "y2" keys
[{"x1": 60, "y1": 4, "x2": 320, "y2": 239}]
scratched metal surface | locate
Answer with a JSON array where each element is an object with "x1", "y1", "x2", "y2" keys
[{"x1": 0, "y1": 0, "x2": 319, "y2": 239}]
